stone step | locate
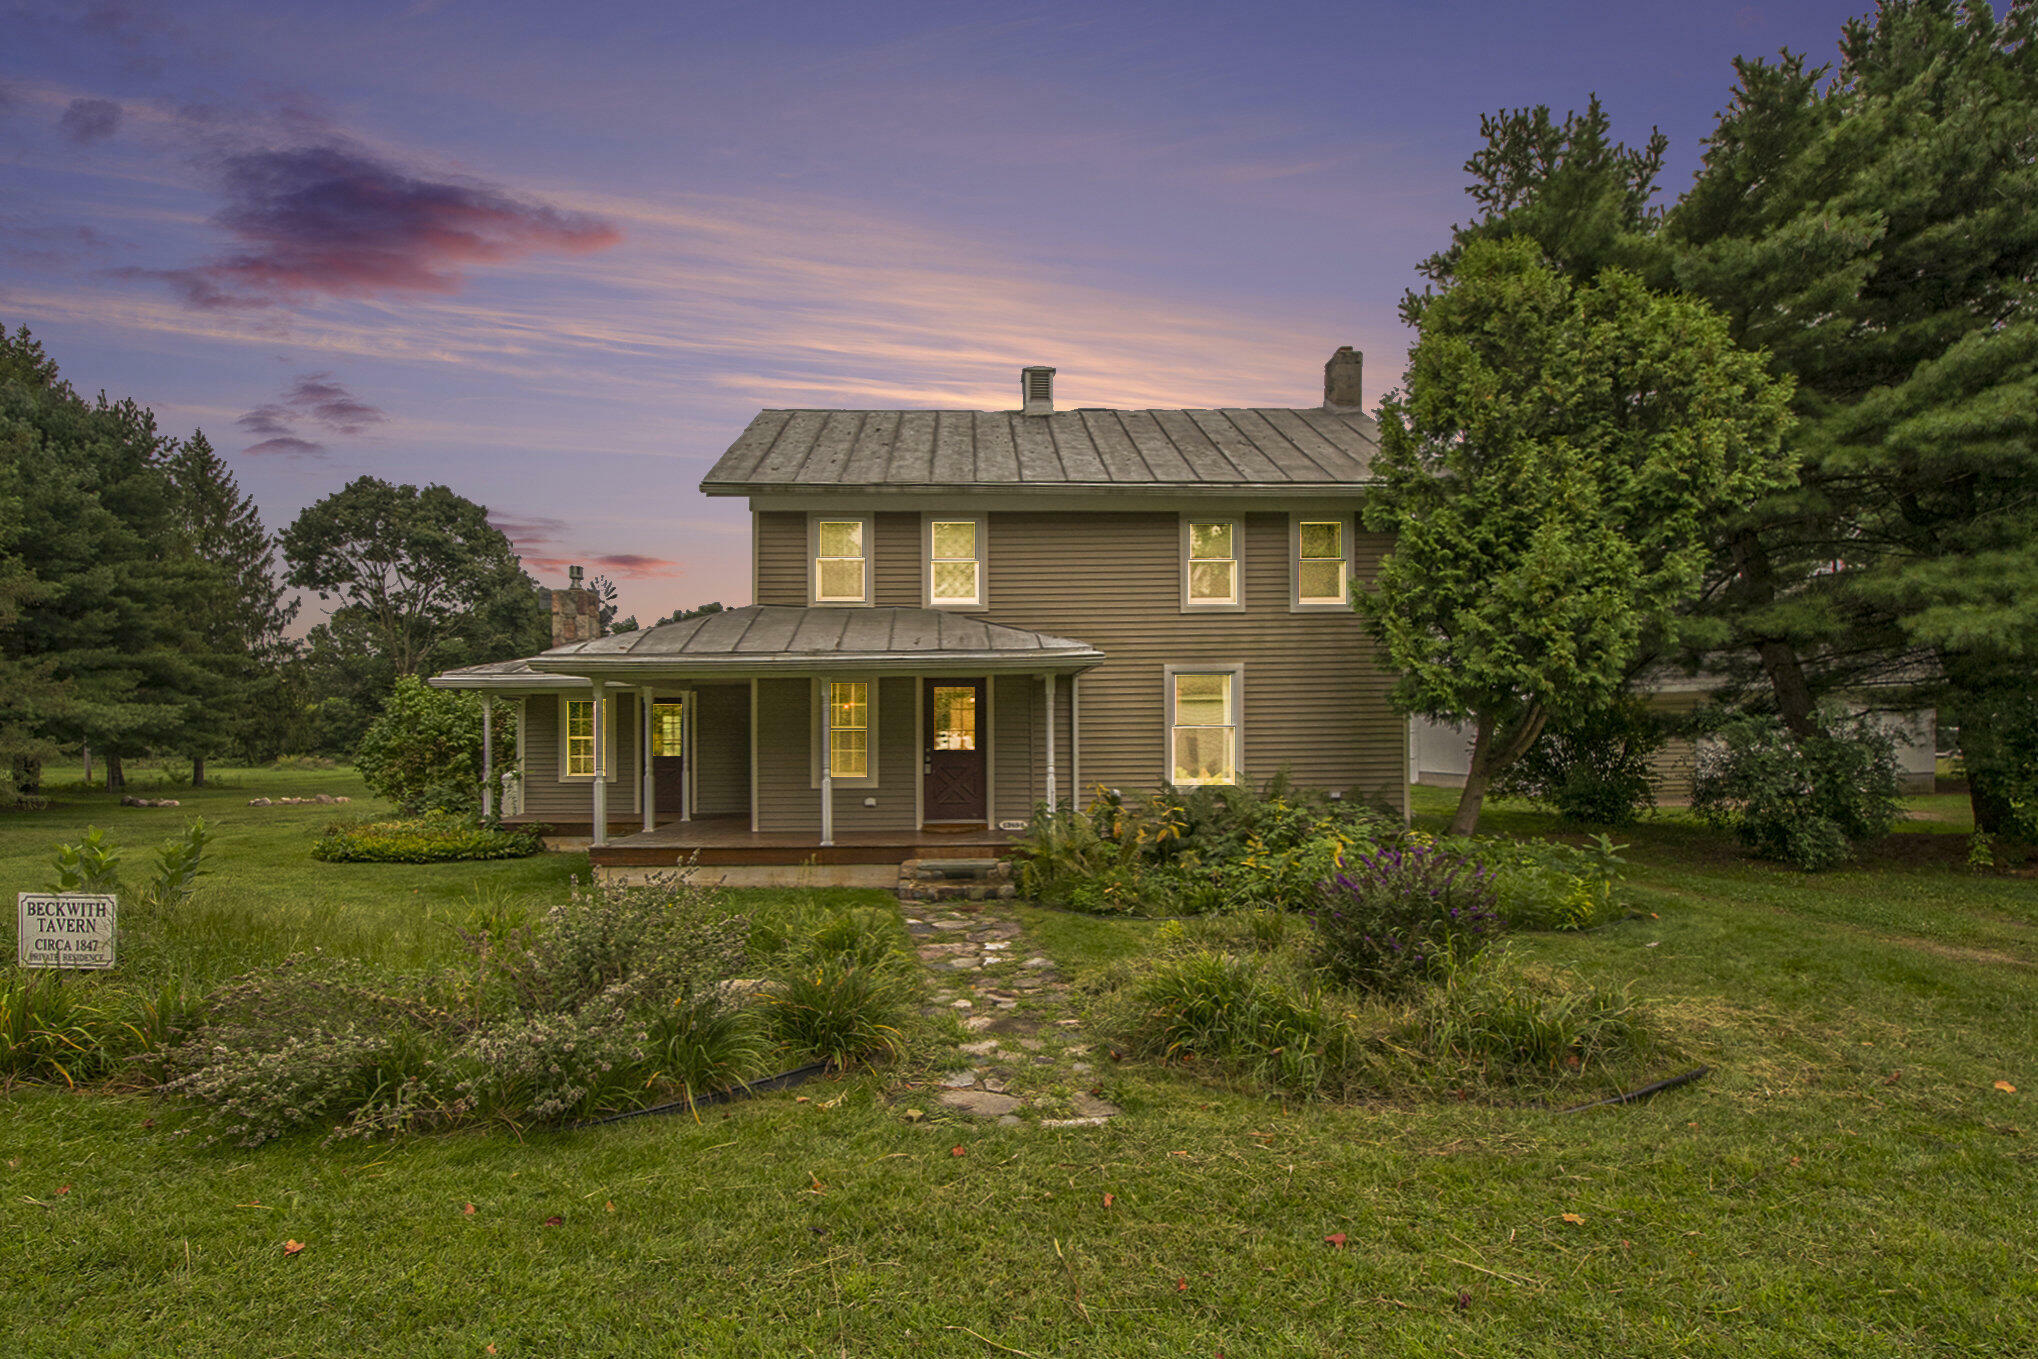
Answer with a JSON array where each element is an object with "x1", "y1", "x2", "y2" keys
[
  {"x1": 899, "y1": 857, "x2": 1012, "y2": 881},
  {"x1": 897, "y1": 880, "x2": 1017, "y2": 903}
]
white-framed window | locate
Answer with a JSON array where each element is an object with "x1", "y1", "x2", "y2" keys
[
  {"x1": 810, "y1": 678, "x2": 880, "y2": 786},
  {"x1": 924, "y1": 514, "x2": 986, "y2": 609},
  {"x1": 1292, "y1": 514, "x2": 1353, "y2": 607},
  {"x1": 1181, "y1": 517, "x2": 1242, "y2": 609},
  {"x1": 1165, "y1": 665, "x2": 1242, "y2": 786},
  {"x1": 809, "y1": 514, "x2": 872, "y2": 605},
  {"x1": 558, "y1": 693, "x2": 619, "y2": 781}
]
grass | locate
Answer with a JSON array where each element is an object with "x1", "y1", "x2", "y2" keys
[{"x1": 2, "y1": 769, "x2": 2035, "y2": 1355}]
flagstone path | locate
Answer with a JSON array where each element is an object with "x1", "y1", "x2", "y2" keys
[{"x1": 900, "y1": 903, "x2": 1123, "y2": 1127}]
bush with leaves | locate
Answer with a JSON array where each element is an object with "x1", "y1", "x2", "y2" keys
[
  {"x1": 1495, "y1": 697, "x2": 1667, "y2": 827},
  {"x1": 1690, "y1": 712, "x2": 1901, "y2": 870},
  {"x1": 1481, "y1": 834, "x2": 1627, "y2": 931},
  {"x1": 353, "y1": 675, "x2": 516, "y2": 816},
  {"x1": 313, "y1": 815, "x2": 543, "y2": 863},
  {"x1": 1309, "y1": 840, "x2": 1502, "y2": 993}
]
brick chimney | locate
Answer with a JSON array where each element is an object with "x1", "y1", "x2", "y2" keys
[
  {"x1": 547, "y1": 564, "x2": 603, "y2": 648},
  {"x1": 1323, "y1": 346, "x2": 1365, "y2": 413}
]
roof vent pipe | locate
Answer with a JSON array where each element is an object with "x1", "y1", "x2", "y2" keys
[
  {"x1": 1323, "y1": 346, "x2": 1365, "y2": 413},
  {"x1": 1021, "y1": 365, "x2": 1056, "y2": 416}
]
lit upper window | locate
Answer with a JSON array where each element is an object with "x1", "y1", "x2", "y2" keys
[
  {"x1": 815, "y1": 520, "x2": 867, "y2": 602},
  {"x1": 1297, "y1": 520, "x2": 1347, "y2": 604},
  {"x1": 929, "y1": 520, "x2": 982, "y2": 606},
  {"x1": 1186, "y1": 521, "x2": 1238, "y2": 605}
]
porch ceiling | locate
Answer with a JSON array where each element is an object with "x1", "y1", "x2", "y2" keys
[{"x1": 525, "y1": 604, "x2": 1103, "y2": 679}]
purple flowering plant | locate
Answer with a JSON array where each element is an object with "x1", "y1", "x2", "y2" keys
[{"x1": 1309, "y1": 840, "x2": 1502, "y2": 992}]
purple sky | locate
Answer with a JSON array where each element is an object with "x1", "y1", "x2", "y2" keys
[{"x1": 2, "y1": 0, "x2": 1870, "y2": 624}]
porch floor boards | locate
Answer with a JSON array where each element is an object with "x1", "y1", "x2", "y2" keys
[{"x1": 586, "y1": 815, "x2": 1017, "y2": 867}]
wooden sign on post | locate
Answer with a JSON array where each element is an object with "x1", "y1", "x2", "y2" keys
[{"x1": 16, "y1": 893, "x2": 118, "y2": 969}]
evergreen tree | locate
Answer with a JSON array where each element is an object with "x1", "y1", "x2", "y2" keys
[
  {"x1": 163, "y1": 430, "x2": 299, "y2": 780},
  {"x1": 1664, "y1": 0, "x2": 2038, "y2": 830},
  {"x1": 0, "y1": 323, "x2": 209, "y2": 789}
]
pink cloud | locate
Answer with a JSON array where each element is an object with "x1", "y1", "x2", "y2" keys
[{"x1": 140, "y1": 144, "x2": 622, "y2": 309}]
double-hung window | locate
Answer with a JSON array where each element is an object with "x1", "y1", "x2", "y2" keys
[
  {"x1": 812, "y1": 517, "x2": 870, "y2": 604},
  {"x1": 1294, "y1": 517, "x2": 1350, "y2": 606},
  {"x1": 811, "y1": 679, "x2": 879, "y2": 785},
  {"x1": 560, "y1": 695, "x2": 616, "y2": 780},
  {"x1": 926, "y1": 516, "x2": 984, "y2": 608},
  {"x1": 1182, "y1": 518, "x2": 1241, "y2": 608},
  {"x1": 1167, "y1": 667, "x2": 1241, "y2": 786}
]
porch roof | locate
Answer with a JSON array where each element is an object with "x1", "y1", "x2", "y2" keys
[
  {"x1": 524, "y1": 605, "x2": 1104, "y2": 679},
  {"x1": 427, "y1": 658, "x2": 587, "y2": 692}
]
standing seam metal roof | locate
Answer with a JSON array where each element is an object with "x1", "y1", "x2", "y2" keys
[{"x1": 701, "y1": 407, "x2": 1379, "y2": 491}]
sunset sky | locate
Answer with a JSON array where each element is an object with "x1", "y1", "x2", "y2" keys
[{"x1": 3, "y1": 0, "x2": 1869, "y2": 624}]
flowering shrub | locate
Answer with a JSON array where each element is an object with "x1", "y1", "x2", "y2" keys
[
  {"x1": 312, "y1": 815, "x2": 543, "y2": 863},
  {"x1": 1309, "y1": 840, "x2": 1502, "y2": 992}
]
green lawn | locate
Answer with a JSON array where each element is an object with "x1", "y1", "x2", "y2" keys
[{"x1": 3, "y1": 769, "x2": 2034, "y2": 1356}]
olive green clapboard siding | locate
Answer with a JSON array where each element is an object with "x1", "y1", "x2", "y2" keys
[
  {"x1": 749, "y1": 507, "x2": 1403, "y2": 811},
  {"x1": 517, "y1": 692, "x2": 641, "y2": 820},
  {"x1": 977, "y1": 511, "x2": 1399, "y2": 804},
  {"x1": 689, "y1": 683, "x2": 751, "y2": 816},
  {"x1": 752, "y1": 676, "x2": 920, "y2": 833}
]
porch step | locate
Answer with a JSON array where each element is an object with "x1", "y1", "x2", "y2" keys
[{"x1": 898, "y1": 857, "x2": 1017, "y2": 903}]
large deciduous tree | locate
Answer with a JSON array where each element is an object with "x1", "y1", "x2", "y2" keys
[
  {"x1": 1664, "y1": 0, "x2": 2038, "y2": 833},
  {"x1": 282, "y1": 477, "x2": 547, "y2": 747},
  {"x1": 1364, "y1": 237, "x2": 1795, "y2": 834}
]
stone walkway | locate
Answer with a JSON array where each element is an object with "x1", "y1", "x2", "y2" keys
[{"x1": 900, "y1": 903, "x2": 1123, "y2": 1127}]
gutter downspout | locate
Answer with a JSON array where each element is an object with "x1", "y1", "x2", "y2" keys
[
  {"x1": 819, "y1": 676, "x2": 834, "y2": 847},
  {"x1": 1043, "y1": 672, "x2": 1057, "y2": 812}
]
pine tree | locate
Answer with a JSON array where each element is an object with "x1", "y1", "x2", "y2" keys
[
  {"x1": 164, "y1": 430, "x2": 299, "y2": 780},
  {"x1": 0, "y1": 324, "x2": 207, "y2": 789},
  {"x1": 1664, "y1": 0, "x2": 2038, "y2": 830}
]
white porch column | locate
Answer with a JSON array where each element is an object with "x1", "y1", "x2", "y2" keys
[
  {"x1": 818, "y1": 675, "x2": 834, "y2": 847},
  {"x1": 641, "y1": 686, "x2": 656, "y2": 833},
  {"x1": 590, "y1": 682, "x2": 610, "y2": 848},
  {"x1": 1043, "y1": 672, "x2": 1057, "y2": 811},
  {"x1": 1070, "y1": 673, "x2": 1081, "y2": 803},
  {"x1": 480, "y1": 699, "x2": 494, "y2": 822},
  {"x1": 681, "y1": 689, "x2": 694, "y2": 822}
]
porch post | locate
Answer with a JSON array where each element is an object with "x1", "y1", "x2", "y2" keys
[
  {"x1": 680, "y1": 689, "x2": 693, "y2": 822},
  {"x1": 480, "y1": 699, "x2": 494, "y2": 822},
  {"x1": 1043, "y1": 672, "x2": 1057, "y2": 812},
  {"x1": 641, "y1": 686, "x2": 655, "y2": 833},
  {"x1": 590, "y1": 682, "x2": 610, "y2": 848},
  {"x1": 1071, "y1": 673, "x2": 1081, "y2": 804},
  {"x1": 819, "y1": 676, "x2": 834, "y2": 848}
]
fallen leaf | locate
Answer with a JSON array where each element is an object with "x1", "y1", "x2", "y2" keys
[
  {"x1": 1885, "y1": 1070, "x2": 1902, "y2": 1085},
  {"x1": 140, "y1": 1118, "x2": 154, "y2": 1129},
  {"x1": 1561, "y1": 1213, "x2": 1585, "y2": 1225},
  {"x1": 56, "y1": 1186, "x2": 69, "y2": 1196},
  {"x1": 605, "y1": 1200, "x2": 616, "y2": 1213},
  {"x1": 1324, "y1": 1233, "x2": 1347, "y2": 1248},
  {"x1": 463, "y1": 1203, "x2": 476, "y2": 1215},
  {"x1": 1103, "y1": 1193, "x2": 1116, "y2": 1208},
  {"x1": 1177, "y1": 1278, "x2": 1188, "y2": 1292},
  {"x1": 1455, "y1": 1290, "x2": 1472, "y2": 1311},
  {"x1": 951, "y1": 1145, "x2": 967, "y2": 1158},
  {"x1": 282, "y1": 1240, "x2": 304, "y2": 1256},
  {"x1": 543, "y1": 1215, "x2": 564, "y2": 1227},
  {"x1": 902, "y1": 1108, "x2": 925, "y2": 1123},
  {"x1": 1997, "y1": 1081, "x2": 2018, "y2": 1093},
  {"x1": 486, "y1": 1347, "x2": 497, "y2": 1355},
  {"x1": 795, "y1": 1096, "x2": 811, "y2": 1104}
]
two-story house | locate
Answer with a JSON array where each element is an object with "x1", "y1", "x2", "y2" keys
[{"x1": 431, "y1": 348, "x2": 1405, "y2": 882}]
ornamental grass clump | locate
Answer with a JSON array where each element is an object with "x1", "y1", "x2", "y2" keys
[{"x1": 1309, "y1": 841, "x2": 1501, "y2": 993}]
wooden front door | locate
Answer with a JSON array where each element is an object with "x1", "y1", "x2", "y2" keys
[
  {"x1": 651, "y1": 700, "x2": 686, "y2": 817},
  {"x1": 923, "y1": 680, "x2": 986, "y2": 824}
]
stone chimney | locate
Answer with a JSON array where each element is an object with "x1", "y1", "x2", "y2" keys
[
  {"x1": 1323, "y1": 346, "x2": 1365, "y2": 413},
  {"x1": 547, "y1": 564, "x2": 603, "y2": 648},
  {"x1": 1021, "y1": 365, "x2": 1056, "y2": 416}
]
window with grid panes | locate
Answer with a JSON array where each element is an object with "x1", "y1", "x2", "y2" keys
[
  {"x1": 929, "y1": 520, "x2": 981, "y2": 605},
  {"x1": 1297, "y1": 520, "x2": 1346, "y2": 603},
  {"x1": 1186, "y1": 521, "x2": 1238, "y2": 605},
  {"x1": 1171, "y1": 672, "x2": 1237, "y2": 785},
  {"x1": 828, "y1": 681, "x2": 869, "y2": 778},
  {"x1": 815, "y1": 520, "x2": 866, "y2": 602}
]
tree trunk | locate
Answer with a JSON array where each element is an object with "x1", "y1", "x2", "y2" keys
[
  {"x1": 1448, "y1": 704, "x2": 1551, "y2": 836},
  {"x1": 192, "y1": 753, "x2": 206, "y2": 788},
  {"x1": 106, "y1": 752, "x2": 124, "y2": 791},
  {"x1": 12, "y1": 757, "x2": 42, "y2": 794},
  {"x1": 1728, "y1": 529, "x2": 1821, "y2": 737}
]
